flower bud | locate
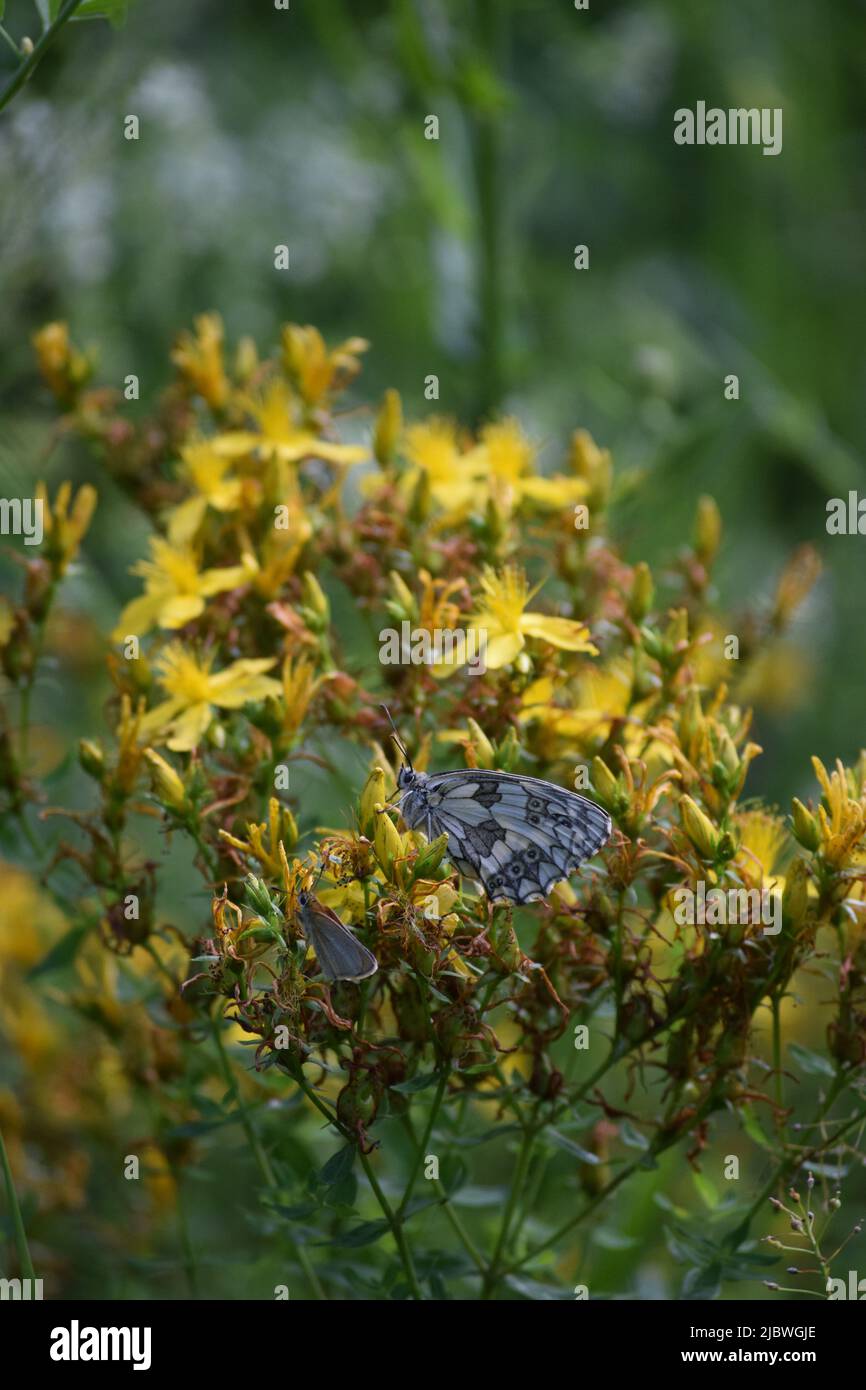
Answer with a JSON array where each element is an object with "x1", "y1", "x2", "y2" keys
[
  {"x1": 679, "y1": 795, "x2": 719, "y2": 859},
  {"x1": 628, "y1": 561, "x2": 654, "y2": 621},
  {"x1": 373, "y1": 806, "x2": 404, "y2": 879},
  {"x1": 782, "y1": 857, "x2": 810, "y2": 930},
  {"x1": 678, "y1": 688, "x2": 704, "y2": 760},
  {"x1": 300, "y1": 571, "x2": 330, "y2": 629},
  {"x1": 791, "y1": 798, "x2": 820, "y2": 851},
  {"x1": 78, "y1": 738, "x2": 105, "y2": 781},
  {"x1": 591, "y1": 756, "x2": 620, "y2": 813},
  {"x1": 373, "y1": 388, "x2": 403, "y2": 467},
  {"x1": 410, "y1": 833, "x2": 449, "y2": 882},
  {"x1": 694, "y1": 495, "x2": 722, "y2": 567},
  {"x1": 234, "y1": 335, "x2": 258, "y2": 384},
  {"x1": 359, "y1": 766, "x2": 387, "y2": 838},
  {"x1": 144, "y1": 748, "x2": 188, "y2": 814},
  {"x1": 386, "y1": 570, "x2": 417, "y2": 623},
  {"x1": 465, "y1": 718, "x2": 495, "y2": 769}
]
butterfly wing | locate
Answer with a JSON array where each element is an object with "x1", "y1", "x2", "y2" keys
[
  {"x1": 415, "y1": 770, "x2": 611, "y2": 905},
  {"x1": 300, "y1": 897, "x2": 378, "y2": 982}
]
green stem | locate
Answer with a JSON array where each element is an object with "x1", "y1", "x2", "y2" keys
[
  {"x1": 397, "y1": 1113, "x2": 485, "y2": 1274},
  {"x1": 469, "y1": 0, "x2": 506, "y2": 423},
  {"x1": 396, "y1": 1067, "x2": 448, "y2": 1219},
  {"x1": 212, "y1": 1012, "x2": 326, "y2": 1299},
  {"x1": 0, "y1": 1125, "x2": 35, "y2": 1282},
  {"x1": 772, "y1": 992, "x2": 783, "y2": 1121},
  {"x1": 0, "y1": 24, "x2": 21, "y2": 59},
  {"x1": 174, "y1": 1169, "x2": 200, "y2": 1299},
  {"x1": 727, "y1": 1072, "x2": 851, "y2": 1251},
  {"x1": 509, "y1": 1151, "x2": 640, "y2": 1280},
  {"x1": 481, "y1": 1113, "x2": 538, "y2": 1298},
  {"x1": 287, "y1": 1061, "x2": 423, "y2": 1298},
  {"x1": 358, "y1": 1149, "x2": 424, "y2": 1300},
  {"x1": 0, "y1": 0, "x2": 86, "y2": 116}
]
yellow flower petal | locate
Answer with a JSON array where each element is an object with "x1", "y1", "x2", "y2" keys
[{"x1": 519, "y1": 613, "x2": 598, "y2": 653}]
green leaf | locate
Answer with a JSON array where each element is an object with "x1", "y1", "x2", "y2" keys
[
  {"x1": 619, "y1": 1119, "x2": 650, "y2": 1150},
  {"x1": 591, "y1": 1227, "x2": 638, "y2": 1251},
  {"x1": 28, "y1": 922, "x2": 89, "y2": 979},
  {"x1": 452, "y1": 1123, "x2": 522, "y2": 1149},
  {"x1": 324, "y1": 1218, "x2": 389, "y2": 1248},
  {"x1": 504, "y1": 1274, "x2": 572, "y2": 1301},
  {"x1": 324, "y1": 1173, "x2": 357, "y2": 1210},
  {"x1": 691, "y1": 1170, "x2": 718, "y2": 1210},
  {"x1": 681, "y1": 1262, "x2": 722, "y2": 1300},
  {"x1": 740, "y1": 1102, "x2": 776, "y2": 1151},
  {"x1": 440, "y1": 1155, "x2": 468, "y2": 1196},
  {"x1": 789, "y1": 1042, "x2": 836, "y2": 1079},
  {"x1": 163, "y1": 1111, "x2": 249, "y2": 1139},
  {"x1": 318, "y1": 1144, "x2": 355, "y2": 1188},
  {"x1": 402, "y1": 1196, "x2": 441, "y2": 1222},
  {"x1": 50, "y1": 0, "x2": 129, "y2": 27},
  {"x1": 391, "y1": 1071, "x2": 439, "y2": 1094},
  {"x1": 269, "y1": 1200, "x2": 319, "y2": 1221},
  {"x1": 544, "y1": 1128, "x2": 601, "y2": 1164},
  {"x1": 450, "y1": 1185, "x2": 508, "y2": 1208}
]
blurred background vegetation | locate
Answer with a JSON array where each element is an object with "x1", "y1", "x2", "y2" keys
[{"x1": 1, "y1": 0, "x2": 865, "y2": 1300}]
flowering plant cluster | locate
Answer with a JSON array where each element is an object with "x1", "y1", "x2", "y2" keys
[{"x1": 2, "y1": 316, "x2": 864, "y2": 1300}]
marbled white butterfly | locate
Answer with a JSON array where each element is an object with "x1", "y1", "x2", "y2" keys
[{"x1": 383, "y1": 708, "x2": 611, "y2": 905}]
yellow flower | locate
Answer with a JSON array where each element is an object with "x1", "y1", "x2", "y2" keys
[
  {"x1": 138, "y1": 642, "x2": 281, "y2": 752},
  {"x1": 171, "y1": 313, "x2": 230, "y2": 410},
  {"x1": 165, "y1": 440, "x2": 245, "y2": 544},
  {"x1": 112, "y1": 693, "x2": 147, "y2": 795},
  {"x1": 220, "y1": 798, "x2": 299, "y2": 877},
  {"x1": 568, "y1": 428, "x2": 612, "y2": 508},
  {"x1": 237, "y1": 470, "x2": 313, "y2": 599},
  {"x1": 475, "y1": 419, "x2": 589, "y2": 512},
  {"x1": 401, "y1": 417, "x2": 487, "y2": 513},
  {"x1": 279, "y1": 654, "x2": 322, "y2": 741},
  {"x1": 527, "y1": 661, "x2": 633, "y2": 745},
  {"x1": 213, "y1": 378, "x2": 367, "y2": 468},
  {"x1": 112, "y1": 537, "x2": 249, "y2": 639},
  {"x1": 36, "y1": 480, "x2": 97, "y2": 575},
  {"x1": 811, "y1": 755, "x2": 866, "y2": 870},
  {"x1": 281, "y1": 324, "x2": 369, "y2": 406},
  {"x1": 467, "y1": 564, "x2": 598, "y2": 671},
  {"x1": 732, "y1": 810, "x2": 790, "y2": 889}
]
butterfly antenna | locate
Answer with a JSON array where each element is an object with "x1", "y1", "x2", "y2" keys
[{"x1": 379, "y1": 703, "x2": 413, "y2": 769}]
